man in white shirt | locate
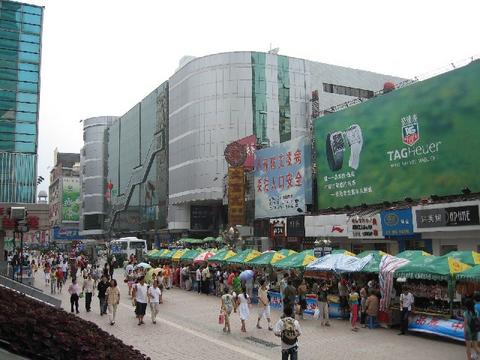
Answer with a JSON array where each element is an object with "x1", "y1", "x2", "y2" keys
[
  {"x1": 82, "y1": 274, "x2": 95, "y2": 312},
  {"x1": 132, "y1": 276, "x2": 148, "y2": 325},
  {"x1": 399, "y1": 287, "x2": 414, "y2": 335},
  {"x1": 148, "y1": 280, "x2": 162, "y2": 324},
  {"x1": 196, "y1": 267, "x2": 202, "y2": 294},
  {"x1": 274, "y1": 306, "x2": 301, "y2": 360}
]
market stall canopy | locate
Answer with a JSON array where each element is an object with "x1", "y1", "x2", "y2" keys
[
  {"x1": 246, "y1": 251, "x2": 286, "y2": 267},
  {"x1": 207, "y1": 249, "x2": 236, "y2": 263},
  {"x1": 332, "y1": 249, "x2": 356, "y2": 257},
  {"x1": 172, "y1": 249, "x2": 188, "y2": 261},
  {"x1": 277, "y1": 249, "x2": 297, "y2": 257},
  {"x1": 395, "y1": 256, "x2": 471, "y2": 280},
  {"x1": 179, "y1": 249, "x2": 201, "y2": 262},
  {"x1": 361, "y1": 252, "x2": 385, "y2": 273},
  {"x1": 161, "y1": 249, "x2": 181, "y2": 260},
  {"x1": 153, "y1": 249, "x2": 171, "y2": 259},
  {"x1": 273, "y1": 250, "x2": 317, "y2": 269},
  {"x1": 306, "y1": 253, "x2": 373, "y2": 273},
  {"x1": 396, "y1": 250, "x2": 432, "y2": 261},
  {"x1": 194, "y1": 251, "x2": 216, "y2": 263},
  {"x1": 225, "y1": 249, "x2": 261, "y2": 264},
  {"x1": 441, "y1": 251, "x2": 480, "y2": 267},
  {"x1": 180, "y1": 238, "x2": 204, "y2": 245},
  {"x1": 456, "y1": 265, "x2": 480, "y2": 282},
  {"x1": 146, "y1": 249, "x2": 160, "y2": 258},
  {"x1": 203, "y1": 237, "x2": 216, "y2": 243},
  {"x1": 357, "y1": 250, "x2": 388, "y2": 258}
]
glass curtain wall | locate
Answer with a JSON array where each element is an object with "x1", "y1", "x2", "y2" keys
[{"x1": 0, "y1": 1, "x2": 42, "y2": 202}]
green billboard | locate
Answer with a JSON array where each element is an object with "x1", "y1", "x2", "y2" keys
[
  {"x1": 62, "y1": 177, "x2": 80, "y2": 222},
  {"x1": 314, "y1": 60, "x2": 480, "y2": 209}
]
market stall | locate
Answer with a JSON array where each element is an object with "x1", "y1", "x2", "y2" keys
[
  {"x1": 224, "y1": 249, "x2": 261, "y2": 265},
  {"x1": 179, "y1": 249, "x2": 201, "y2": 263},
  {"x1": 396, "y1": 250, "x2": 432, "y2": 261},
  {"x1": 245, "y1": 251, "x2": 286, "y2": 267},
  {"x1": 193, "y1": 251, "x2": 216, "y2": 264},
  {"x1": 391, "y1": 255, "x2": 471, "y2": 341},
  {"x1": 441, "y1": 251, "x2": 480, "y2": 267},
  {"x1": 207, "y1": 249, "x2": 236, "y2": 264}
]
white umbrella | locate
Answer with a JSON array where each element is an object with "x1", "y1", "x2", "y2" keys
[{"x1": 134, "y1": 262, "x2": 152, "y2": 269}]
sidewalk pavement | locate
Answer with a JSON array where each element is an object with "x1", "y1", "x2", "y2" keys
[{"x1": 35, "y1": 269, "x2": 464, "y2": 360}]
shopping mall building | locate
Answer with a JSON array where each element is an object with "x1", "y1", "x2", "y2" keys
[{"x1": 80, "y1": 51, "x2": 403, "y2": 246}]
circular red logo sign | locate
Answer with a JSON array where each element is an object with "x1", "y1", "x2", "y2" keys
[{"x1": 224, "y1": 142, "x2": 247, "y2": 167}]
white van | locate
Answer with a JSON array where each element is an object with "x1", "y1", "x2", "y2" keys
[{"x1": 110, "y1": 237, "x2": 147, "y2": 260}]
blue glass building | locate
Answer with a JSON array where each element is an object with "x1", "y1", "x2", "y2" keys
[{"x1": 0, "y1": 0, "x2": 43, "y2": 203}]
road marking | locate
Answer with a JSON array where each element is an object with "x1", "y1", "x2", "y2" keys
[{"x1": 119, "y1": 303, "x2": 271, "y2": 360}]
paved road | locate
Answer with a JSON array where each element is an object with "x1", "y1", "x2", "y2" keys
[{"x1": 37, "y1": 270, "x2": 465, "y2": 360}]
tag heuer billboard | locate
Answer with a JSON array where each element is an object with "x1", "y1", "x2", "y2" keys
[{"x1": 314, "y1": 60, "x2": 480, "y2": 209}]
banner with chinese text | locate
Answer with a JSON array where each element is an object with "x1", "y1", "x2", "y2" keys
[
  {"x1": 228, "y1": 167, "x2": 245, "y2": 225},
  {"x1": 254, "y1": 136, "x2": 312, "y2": 219},
  {"x1": 62, "y1": 177, "x2": 80, "y2": 222},
  {"x1": 314, "y1": 61, "x2": 480, "y2": 209}
]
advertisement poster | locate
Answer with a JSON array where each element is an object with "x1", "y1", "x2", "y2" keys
[
  {"x1": 380, "y1": 208, "x2": 414, "y2": 236},
  {"x1": 304, "y1": 214, "x2": 348, "y2": 237},
  {"x1": 348, "y1": 214, "x2": 383, "y2": 239},
  {"x1": 314, "y1": 61, "x2": 480, "y2": 209},
  {"x1": 413, "y1": 201, "x2": 480, "y2": 232},
  {"x1": 228, "y1": 167, "x2": 245, "y2": 225},
  {"x1": 409, "y1": 315, "x2": 464, "y2": 342},
  {"x1": 254, "y1": 136, "x2": 312, "y2": 219},
  {"x1": 62, "y1": 177, "x2": 80, "y2": 222}
]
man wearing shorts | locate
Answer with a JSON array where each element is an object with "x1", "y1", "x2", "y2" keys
[
  {"x1": 132, "y1": 276, "x2": 148, "y2": 325},
  {"x1": 257, "y1": 279, "x2": 273, "y2": 331}
]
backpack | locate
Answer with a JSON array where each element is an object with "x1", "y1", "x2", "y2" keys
[
  {"x1": 281, "y1": 317, "x2": 298, "y2": 345},
  {"x1": 469, "y1": 311, "x2": 480, "y2": 333}
]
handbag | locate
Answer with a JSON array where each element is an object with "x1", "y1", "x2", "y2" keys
[{"x1": 218, "y1": 312, "x2": 225, "y2": 325}]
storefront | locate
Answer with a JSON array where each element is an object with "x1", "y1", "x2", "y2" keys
[
  {"x1": 381, "y1": 208, "x2": 432, "y2": 254},
  {"x1": 347, "y1": 211, "x2": 399, "y2": 254},
  {"x1": 304, "y1": 214, "x2": 349, "y2": 249},
  {"x1": 286, "y1": 215, "x2": 304, "y2": 251},
  {"x1": 412, "y1": 201, "x2": 480, "y2": 256}
]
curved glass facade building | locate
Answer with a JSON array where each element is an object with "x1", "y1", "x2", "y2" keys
[{"x1": 0, "y1": 1, "x2": 43, "y2": 203}]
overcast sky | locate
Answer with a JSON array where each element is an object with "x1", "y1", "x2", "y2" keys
[{"x1": 28, "y1": 0, "x2": 479, "y2": 197}]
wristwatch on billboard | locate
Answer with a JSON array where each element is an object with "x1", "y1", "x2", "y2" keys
[
  {"x1": 344, "y1": 124, "x2": 363, "y2": 170},
  {"x1": 326, "y1": 131, "x2": 345, "y2": 171}
]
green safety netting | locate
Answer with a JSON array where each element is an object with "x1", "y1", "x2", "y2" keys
[
  {"x1": 395, "y1": 255, "x2": 471, "y2": 280},
  {"x1": 441, "y1": 251, "x2": 480, "y2": 267},
  {"x1": 225, "y1": 249, "x2": 261, "y2": 264},
  {"x1": 273, "y1": 250, "x2": 317, "y2": 269}
]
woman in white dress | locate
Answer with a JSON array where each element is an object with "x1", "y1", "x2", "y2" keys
[{"x1": 237, "y1": 286, "x2": 250, "y2": 332}]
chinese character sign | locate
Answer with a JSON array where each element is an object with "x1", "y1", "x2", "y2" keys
[
  {"x1": 237, "y1": 135, "x2": 257, "y2": 170},
  {"x1": 228, "y1": 167, "x2": 245, "y2": 225},
  {"x1": 254, "y1": 136, "x2": 312, "y2": 219},
  {"x1": 62, "y1": 177, "x2": 80, "y2": 222},
  {"x1": 314, "y1": 60, "x2": 480, "y2": 209}
]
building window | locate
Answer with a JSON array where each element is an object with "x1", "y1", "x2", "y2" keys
[{"x1": 323, "y1": 83, "x2": 374, "y2": 99}]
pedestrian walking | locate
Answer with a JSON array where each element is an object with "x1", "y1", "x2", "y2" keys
[
  {"x1": 50, "y1": 266, "x2": 57, "y2": 295},
  {"x1": 317, "y1": 282, "x2": 330, "y2": 326},
  {"x1": 97, "y1": 275, "x2": 109, "y2": 315},
  {"x1": 196, "y1": 266, "x2": 202, "y2": 294},
  {"x1": 349, "y1": 286, "x2": 360, "y2": 331},
  {"x1": 43, "y1": 262, "x2": 50, "y2": 287},
  {"x1": 237, "y1": 286, "x2": 250, "y2": 332},
  {"x1": 132, "y1": 276, "x2": 148, "y2": 325},
  {"x1": 82, "y1": 273, "x2": 94, "y2": 312},
  {"x1": 399, "y1": 287, "x2": 414, "y2": 335},
  {"x1": 256, "y1": 279, "x2": 273, "y2": 330},
  {"x1": 297, "y1": 280, "x2": 307, "y2": 320},
  {"x1": 274, "y1": 306, "x2": 301, "y2": 360},
  {"x1": 221, "y1": 288, "x2": 234, "y2": 334},
  {"x1": 338, "y1": 277, "x2": 349, "y2": 319},
  {"x1": 148, "y1": 280, "x2": 161, "y2": 324},
  {"x1": 61, "y1": 260, "x2": 68, "y2": 284},
  {"x1": 68, "y1": 279, "x2": 81, "y2": 314},
  {"x1": 106, "y1": 279, "x2": 120, "y2": 325},
  {"x1": 55, "y1": 266, "x2": 64, "y2": 293},
  {"x1": 283, "y1": 280, "x2": 297, "y2": 315},
  {"x1": 360, "y1": 286, "x2": 368, "y2": 328}
]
